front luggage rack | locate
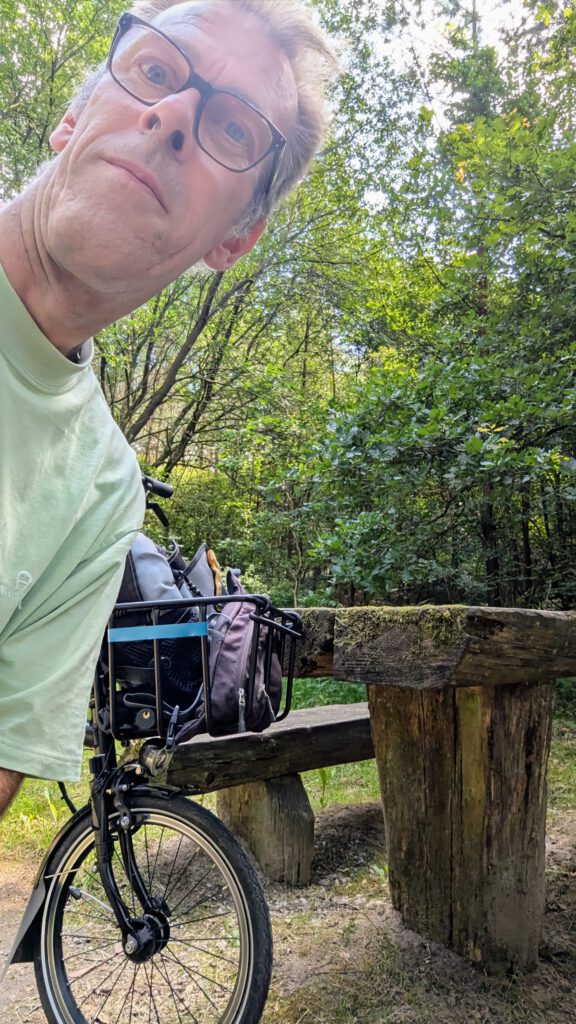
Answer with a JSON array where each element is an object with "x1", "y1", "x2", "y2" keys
[{"x1": 94, "y1": 594, "x2": 301, "y2": 743}]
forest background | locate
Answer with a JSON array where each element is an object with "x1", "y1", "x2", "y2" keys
[{"x1": 1, "y1": 0, "x2": 575, "y2": 611}]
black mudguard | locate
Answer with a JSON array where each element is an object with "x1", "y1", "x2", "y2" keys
[
  {"x1": 3, "y1": 802, "x2": 91, "y2": 970},
  {"x1": 3, "y1": 782, "x2": 181, "y2": 971},
  {"x1": 3, "y1": 779, "x2": 184, "y2": 972}
]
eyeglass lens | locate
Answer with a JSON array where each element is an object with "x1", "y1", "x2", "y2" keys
[{"x1": 111, "y1": 25, "x2": 274, "y2": 171}]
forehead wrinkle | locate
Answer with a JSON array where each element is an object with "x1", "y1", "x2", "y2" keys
[
  {"x1": 152, "y1": 3, "x2": 297, "y2": 126},
  {"x1": 152, "y1": 12, "x2": 260, "y2": 108}
]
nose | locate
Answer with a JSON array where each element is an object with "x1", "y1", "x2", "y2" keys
[{"x1": 137, "y1": 90, "x2": 200, "y2": 159}]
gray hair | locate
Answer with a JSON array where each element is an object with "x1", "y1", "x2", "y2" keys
[{"x1": 71, "y1": 0, "x2": 339, "y2": 233}]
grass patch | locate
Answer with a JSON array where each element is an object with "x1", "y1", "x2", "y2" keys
[
  {"x1": 548, "y1": 722, "x2": 576, "y2": 811},
  {"x1": 290, "y1": 677, "x2": 366, "y2": 709},
  {"x1": 555, "y1": 677, "x2": 576, "y2": 724},
  {"x1": 264, "y1": 909, "x2": 570, "y2": 1024},
  {"x1": 0, "y1": 750, "x2": 91, "y2": 863},
  {"x1": 302, "y1": 760, "x2": 380, "y2": 812},
  {"x1": 289, "y1": 677, "x2": 377, "y2": 814},
  {"x1": 332, "y1": 859, "x2": 390, "y2": 899},
  {"x1": 266, "y1": 806, "x2": 576, "y2": 1024}
]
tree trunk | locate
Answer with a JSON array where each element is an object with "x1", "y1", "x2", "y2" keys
[{"x1": 480, "y1": 480, "x2": 501, "y2": 605}]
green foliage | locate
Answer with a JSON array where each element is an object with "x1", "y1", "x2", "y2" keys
[
  {"x1": 2, "y1": 0, "x2": 575, "y2": 609},
  {"x1": 555, "y1": 678, "x2": 576, "y2": 722},
  {"x1": 548, "y1": 728, "x2": 576, "y2": 810},
  {"x1": 0, "y1": 754, "x2": 90, "y2": 860},
  {"x1": 291, "y1": 677, "x2": 366, "y2": 709},
  {"x1": 0, "y1": 0, "x2": 124, "y2": 196}
]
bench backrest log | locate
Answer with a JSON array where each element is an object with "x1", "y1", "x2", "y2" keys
[{"x1": 293, "y1": 604, "x2": 576, "y2": 687}]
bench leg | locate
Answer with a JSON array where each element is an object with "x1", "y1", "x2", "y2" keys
[
  {"x1": 368, "y1": 681, "x2": 554, "y2": 973},
  {"x1": 216, "y1": 774, "x2": 315, "y2": 886}
]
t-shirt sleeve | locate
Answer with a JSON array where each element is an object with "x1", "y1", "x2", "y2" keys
[{"x1": 0, "y1": 530, "x2": 139, "y2": 781}]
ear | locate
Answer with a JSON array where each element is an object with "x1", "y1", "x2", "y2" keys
[
  {"x1": 49, "y1": 114, "x2": 77, "y2": 153},
  {"x1": 203, "y1": 219, "x2": 266, "y2": 271}
]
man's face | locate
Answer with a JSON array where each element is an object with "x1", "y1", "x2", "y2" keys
[{"x1": 44, "y1": 1, "x2": 297, "y2": 295}]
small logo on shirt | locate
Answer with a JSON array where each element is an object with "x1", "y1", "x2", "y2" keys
[{"x1": 0, "y1": 570, "x2": 33, "y2": 607}]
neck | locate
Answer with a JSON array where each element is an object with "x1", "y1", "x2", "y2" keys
[{"x1": 0, "y1": 176, "x2": 149, "y2": 355}]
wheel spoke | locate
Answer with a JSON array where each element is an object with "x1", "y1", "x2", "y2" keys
[
  {"x1": 38, "y1": 800, "x2": 270, "y2": 1024},
  {"x1": 112, "y1": 962, "x2": 139, "y2": 1024},
  {"x1": 159, "y1": 831, "x2": 184, "y2": 902},
  {"x1": 90, "y1": 954, "x2": 133, "y2": 1021},
  {"x1": 162, "y1": 947, "x2": 233, "y2": 998},
  {"x1": 162, "y1": 845, "x2": 202, "y2": 907},
  {"x1": 61, "y1": 938, "x2": 120, "y2": 962},
  {"x1": 169, "y1": 873, "x2": 225, "y2": 917},
  {"x1": 143, "y1": 959, "x2": 162, "y2": 1024},
  {"x1": 170, "y1": 938, "x2": 239, "y2": 966},
  {"x1": 171, "y1": 906, "x2": 234, "y2": 927},
  {"x1": 69, "y1": 946, "x2": 127, "y2": 988},
  {"x1": 154, "y1": 955, "x2": 200, "y2": 1024},
  {"x1": 148, "y1": 824, "x2": 165, "y2": 891}
]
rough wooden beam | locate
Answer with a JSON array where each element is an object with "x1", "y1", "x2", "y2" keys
[
  {"x1": 369, "y1": 680, "x2": 554, "y2": 972},
  {"x1": 455, "y1": 607, "x2": 576, "y2": 685},
  {"x1": 291, "y1": 607, "x2": 335, "y2": 678},
  {"x1": 293, "y1": 606, "x2": 576, "y2": 688},
  {"x1": 333, "y1": 606, "x2": 465, "y2": 688},
  {"x1": 167, "y1": 703, "x2": 373, "y2": 792},
  {"x1": 217, "y1": 776, "x2": 315, "y2": 886}
]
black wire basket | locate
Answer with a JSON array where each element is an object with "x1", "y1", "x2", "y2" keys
[{"x1": 93, "y1": 594, "x2": 301, "y2": 743}]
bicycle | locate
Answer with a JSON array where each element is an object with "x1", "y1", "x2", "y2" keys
[{"x1": 4, "y1": 476, "x2": 301, "y2": 1024}]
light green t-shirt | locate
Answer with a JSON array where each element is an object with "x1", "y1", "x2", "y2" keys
[{"x1": 0, "y1": 267, "x2": 145, "y2": 781}]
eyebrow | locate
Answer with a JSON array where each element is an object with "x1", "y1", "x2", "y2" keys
[
  {"x1": 164, "y1": 17, "x2": 266, "y2": 113},
  {"x1": 190, "y1": 51, "x2": 263, "y2": 111}
]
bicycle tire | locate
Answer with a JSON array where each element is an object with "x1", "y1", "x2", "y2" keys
[{"x1": 33, "y1": 793, "x2": 272, "y2": 1024}]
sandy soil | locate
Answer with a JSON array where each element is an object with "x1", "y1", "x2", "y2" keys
[{"x1": 1, "y1": 804, "x2": 575, "y2": 1024}]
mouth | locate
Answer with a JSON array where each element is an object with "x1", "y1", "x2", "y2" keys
[{"x1": 102, "y1": 159, "x2": 167, "y2": 212}]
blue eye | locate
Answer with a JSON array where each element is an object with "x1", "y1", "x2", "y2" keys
[
  {"x1": 143, "y1": 62, "x2": 167, "y2": 86},
  {"x1": 225, "y1": 121, "x2": 247, "y2": 144}
]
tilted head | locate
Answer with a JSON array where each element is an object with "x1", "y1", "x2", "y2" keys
[
  {"x1": 43, "y1": 0, "x2": 338, "y2": 297},
  {"x1": 104, "y1": 0, "x2": 338, "y2": 229}
]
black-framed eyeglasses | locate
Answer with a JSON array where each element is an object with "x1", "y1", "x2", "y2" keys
[{"x1": 107, "y1": 12, "x2": 286, "y2": 201}]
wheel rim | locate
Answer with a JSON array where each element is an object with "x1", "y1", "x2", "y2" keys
[{"x1": 41, "y1": 805, "x2": 254, "y2": 1024}]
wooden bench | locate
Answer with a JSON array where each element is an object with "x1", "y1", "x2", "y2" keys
[
  {"x1": 167, "y1": 703, "x2": 374, "y2": 886},
  {"x1": 293, "y1": 605, "x2": 576, "y2": 974},
  {"x1": 169, "y1": 604, "x2": 576, "y2": 975}
]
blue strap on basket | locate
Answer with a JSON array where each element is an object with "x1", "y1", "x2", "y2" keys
[{"x1": 108, "y1": 623, "x2": 209, "y2": 643}]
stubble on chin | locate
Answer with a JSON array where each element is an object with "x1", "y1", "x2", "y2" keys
[{"x1": 36, "y1": 172, "x2": 169, "y2": 292}]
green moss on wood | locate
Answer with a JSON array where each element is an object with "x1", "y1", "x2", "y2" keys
[
  {"x1": 456, "y1": 688, "x2": 489, "y2": 812},
  {"x1": 298, "y1": 608, "x2": 334, "y2": 634},
  {"x1": 336, "y1": 605, "x2": 467, "y2": 661}
]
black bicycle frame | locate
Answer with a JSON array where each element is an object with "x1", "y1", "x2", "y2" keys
[
  {"x1": 86, "y1": 588, "x2": 301, "y2": 939},
  {"x1": 86, "y1": 707, "x2": 161, "y2": 942}
]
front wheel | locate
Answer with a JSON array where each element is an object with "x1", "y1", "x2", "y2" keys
[{"x1": 33, "y1": 793, "x2": 272, "y2": 1024}]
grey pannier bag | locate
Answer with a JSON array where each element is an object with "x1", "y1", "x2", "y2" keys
[
  {"x1": 104, "y1": 534, "x2": 294, "y2": 743},
  {"x1": 110, "y1": 533, "x2": 205, "y2": 719}
]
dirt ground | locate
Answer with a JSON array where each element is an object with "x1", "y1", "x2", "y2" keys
[{"x1": 1, "y1": 803, "x2": 575, "y2": 1024}]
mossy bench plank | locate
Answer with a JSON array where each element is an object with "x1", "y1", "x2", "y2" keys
[{"x1": 295, "y1": 605, "x2": 576, "y2": 687}]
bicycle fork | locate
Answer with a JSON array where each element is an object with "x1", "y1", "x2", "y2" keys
[{"x1": 89, "y1": 756, "x2": 172, "y2": 962}]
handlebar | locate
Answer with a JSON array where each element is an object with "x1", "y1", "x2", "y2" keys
[{"x1": 142, "y1": 475, "x2": 173, "y2": 499}]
